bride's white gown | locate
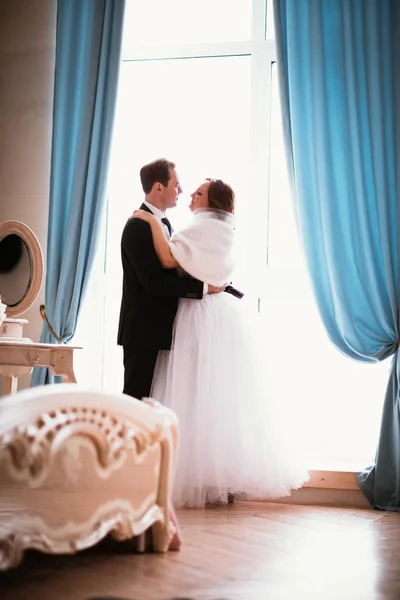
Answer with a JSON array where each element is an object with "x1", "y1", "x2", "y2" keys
[{"x1": 150, "y1": 209, "x2": 308, "y2": 508}]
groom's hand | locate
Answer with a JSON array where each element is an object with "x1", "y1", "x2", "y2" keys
[{"x1": 208, "y1": 283, "x2": 227, "y2": 294}]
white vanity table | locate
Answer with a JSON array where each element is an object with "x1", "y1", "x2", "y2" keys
[
  {"x1": 0, "y1": 338, "x2": 78, "y2": 395},
  {"x1": 0, "y1": 221, "x2": 79, "y2": 395}
]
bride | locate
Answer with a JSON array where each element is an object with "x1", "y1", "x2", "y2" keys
[{"x1": 132, "y1": 178, "x2": 308, "y2": 508}]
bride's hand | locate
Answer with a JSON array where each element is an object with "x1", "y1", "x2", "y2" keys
[
  {"x1": 208, "y1": 283, "x2": 227, "y2": 294},
  {"x1": 129, "y1": 209, "x2": 154, "y2": 223}
]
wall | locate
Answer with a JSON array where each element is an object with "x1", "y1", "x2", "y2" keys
[{"x1": 0, "y1": 0, "x2": 57, "y2": 389}]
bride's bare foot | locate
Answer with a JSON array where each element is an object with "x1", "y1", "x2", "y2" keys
[{"x1": 168, "y1": 504, "x2": 182, "y2": 551}]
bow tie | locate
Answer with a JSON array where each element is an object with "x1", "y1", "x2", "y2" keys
[{"x1": 161, "y1": 217, "x2": 172, "y2": 237}]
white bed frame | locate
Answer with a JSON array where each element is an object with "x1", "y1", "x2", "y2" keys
[{"x1": 0, "y1": 384, "x2": 179, "y2": 570}]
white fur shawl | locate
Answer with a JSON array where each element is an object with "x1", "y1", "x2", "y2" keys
[{"x1": 169, "y1": 208, "x2": 235, "y2": 286}]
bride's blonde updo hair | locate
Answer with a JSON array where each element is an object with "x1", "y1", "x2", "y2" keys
[{"x1": 206, "y1": 178, "x2": 235, "y2": 214}]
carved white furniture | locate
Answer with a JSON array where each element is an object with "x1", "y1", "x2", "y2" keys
[
  {"x1": 0, "y1": 341, "x2": 78, "y2": 395},
  {"x1": 0, "y1": 384, "x2": 179, "y2": 570},
  {"x1": 0, "y1": 220, "x2": 80, "y2": 393}
]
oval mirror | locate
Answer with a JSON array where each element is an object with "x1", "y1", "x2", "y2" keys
[{"x1": 0, "y1": 221, "x2": 43, "y2": 318}]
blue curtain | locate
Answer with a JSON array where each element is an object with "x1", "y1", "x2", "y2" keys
[
  {"x1": 273, "y1": 0, "x2": 400, "y2": 508},
  {"x1": 32, "y1": 0, "x2": 125, "y2": 386}
]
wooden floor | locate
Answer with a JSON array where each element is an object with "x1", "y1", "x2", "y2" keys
[{"x1": 1, "y1": 502, "x2": 400, "y2": 600}]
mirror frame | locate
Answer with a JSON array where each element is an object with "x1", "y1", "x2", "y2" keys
[{"x1": 0, "y1": 220, "x2": 44, "y2": 318}]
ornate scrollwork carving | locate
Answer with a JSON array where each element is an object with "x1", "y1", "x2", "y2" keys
[
  {"x1": 25, "y1": 351, "x2": 39, "y2": 363},
  {"x1": 1, "y1": 406, "x2": 164, "y2": 484},
  {"x1": 0, "y1": 532, "x2": 25, "y2": 571},
  {"x1": 0, "y1": 500, "x2": 171, "y2": 570}
]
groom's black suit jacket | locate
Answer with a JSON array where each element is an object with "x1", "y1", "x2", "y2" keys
[{"x1": 117, "y1": 203, "x2": 204, "y2": 351}]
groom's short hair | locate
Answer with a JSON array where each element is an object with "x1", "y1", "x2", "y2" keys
[{"x1": 140, "y1": 158, "x2": 176, "y2": 194}]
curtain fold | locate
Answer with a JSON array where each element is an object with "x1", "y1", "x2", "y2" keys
[
  {"x1": 31, "y1": 0, "x2": 125, "y2": 386},
  {"x1": 273, "y1": 0, "x2": 400, "y2": 508}
]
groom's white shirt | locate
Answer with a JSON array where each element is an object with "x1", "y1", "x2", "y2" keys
[
  {"x1": 143, "y1": 200, "x2": 208, "y2": 294},
  {"x1": 143, "y1": 200, "x2": 170, "y2": 239}
]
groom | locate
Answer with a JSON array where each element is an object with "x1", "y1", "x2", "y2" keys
[{"x1": 118, "y1": 158, "x2": 222, "y2": 400}]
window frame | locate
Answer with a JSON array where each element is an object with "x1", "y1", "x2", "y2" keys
[
  {"x1": 119, "y1": 0, "x2": 276, "y2": 278},
  {"x1": 75, "y1": 0, "x2": 381, "y2": 480}
]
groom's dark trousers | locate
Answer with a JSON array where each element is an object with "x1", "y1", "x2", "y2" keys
[{"x1": 117, "y1": 204, "x2": 204, "y2": 399}]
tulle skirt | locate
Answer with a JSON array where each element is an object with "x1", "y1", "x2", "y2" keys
[{"x1": 151, "y1": 293, "x2": 308, "y2": 508}]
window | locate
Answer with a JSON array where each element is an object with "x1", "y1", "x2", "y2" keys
[
  {"x1": 101, "y1": 53, "x2": 253, "y2": 390},
  {"x1": 74, "y1": 0, "x2": 388, "y2": 469}
]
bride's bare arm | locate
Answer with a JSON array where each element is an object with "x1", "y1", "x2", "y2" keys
[
  {"x1": 149, "y1": 218, "x2": 179, "y2": 268},
  {"x1": 131, "y1": 210, "x2": 179, "y2": 269},
  {"x1": 129, "y1": 211, "x2": 226, "y2": 293}
]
